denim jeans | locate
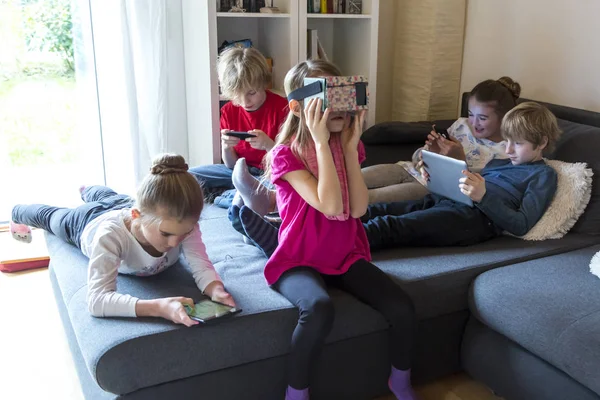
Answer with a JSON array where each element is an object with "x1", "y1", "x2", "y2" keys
[
  {"x1": 189, "y1": 163, "x2": 264, "y2": 209},
  {"x1": 362, "y1": 194, "x2": 500, "y2": 250},
  {"x1": 188, "y1": 163, "x2": 264, "y2": 189},
  {"x1": 11, "y1": 186, "x2": 133, "y2": 248}
]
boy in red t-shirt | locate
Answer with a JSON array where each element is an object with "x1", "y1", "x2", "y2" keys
[{"x1": 189, "y1": 47, "x2": 289, "y2": 208}]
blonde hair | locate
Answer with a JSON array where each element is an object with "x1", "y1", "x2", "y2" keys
[
  {"x1": 470, "y1": 76, "x2": 521, "y2": 119},
  {"x1": 501, "y1": 102, "x2": 562, "y2": 153},
  {"x1": 217, "y1": 47, "x2": 271, "y2": 101},
  {"x1": 136, "y1": 154, "x2": 204, "y2": 223},
  {"x1": 262, "y1": 59, "x2": 343, "y2": 181}
]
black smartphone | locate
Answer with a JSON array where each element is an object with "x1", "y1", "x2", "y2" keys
[
  {"x1": 435, "y1": 127, "x2": 450, "y2": 139},
  {"x1": 184, "y1": 299, "x2": 241, "y2": 323},
  {"x1": 226, "y1": 131, "x2": 257, "y2": 140}
]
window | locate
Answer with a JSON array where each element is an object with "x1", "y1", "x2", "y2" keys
[{"x1": 0, "y1": 0, "x2": 104, "y2": 222}]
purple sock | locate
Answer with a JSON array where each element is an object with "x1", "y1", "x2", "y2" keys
[
  {"x1": 388, "y1": 367, "x2": 418, "y2": 400},
  {"x1": 285, "y1": 386, "x2": 309, "y2": 400}
]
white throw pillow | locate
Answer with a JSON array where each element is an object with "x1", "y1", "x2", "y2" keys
[
  {"x1": 590, "y1": 251, "x2": 600, "y2": 279},
  {"x1": 518, "y1": 159, "x2": 593, "y2": 241}
]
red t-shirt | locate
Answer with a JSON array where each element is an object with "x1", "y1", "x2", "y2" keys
[{"x1": 220, "y1": 90, "x2": 289, "y2": 169}]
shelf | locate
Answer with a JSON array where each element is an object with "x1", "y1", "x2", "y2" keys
[
  {"x1": 307, "y1": 14, "x2": 371, "y2": 19},
  {"x1": 217, "y1": 12, "x2": 290, "y2": 18}
]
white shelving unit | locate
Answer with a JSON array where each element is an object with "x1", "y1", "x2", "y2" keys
[
  {"x1": 182, "y1": 0, "x2": 379, "y2": 165},
  {"x1": 216, "y1": 0, "x2": 299, "y2": 97},
  {"x1": 300, "y1": 0, "x2": 379, "y2": 127}
]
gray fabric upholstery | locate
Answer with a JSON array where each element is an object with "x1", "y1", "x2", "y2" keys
[
  {"x1": 551, "y1": 119, "x2": 600, "y2": 235},
  {"x1": 462, "y1": 317, "x2": 600, "y2": 400},
  {"x1": 469, "y1": 245, "x2": 600, "y2": 395},
  {"x1": 372, "y1": 233, "x2": 599, "y2": 319},
  {"x1": 47, "y1": 204, "x2": 599, "y2": 396},
  {"x1": 47, "y1": 213, "x2": 390, "y2": 395}
]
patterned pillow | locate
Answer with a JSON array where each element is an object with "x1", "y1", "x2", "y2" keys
[{"x1": 518, "y1": 159, "x2": 593, "y2": 241}]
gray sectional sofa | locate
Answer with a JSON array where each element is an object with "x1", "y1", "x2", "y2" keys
[{"x1": 47, "y1": 96, "x2": 600, "y2": 399}]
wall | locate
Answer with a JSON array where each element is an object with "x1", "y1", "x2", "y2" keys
[{"x1": 461, "y1": 0, "x2": 600, "y2": 113}]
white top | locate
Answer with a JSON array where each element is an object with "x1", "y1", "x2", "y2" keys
[
  {"x1": 408, "y1": 118, "x2": 508, "y2": 172},
  {"x1": 448, "y1": 118, "x2": 508, "y2": 171},
  {"x1": 79, "y1": 209, "x2": 221, "y2": 318}
]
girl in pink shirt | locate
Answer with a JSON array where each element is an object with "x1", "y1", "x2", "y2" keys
[{"x1": 262, "y1": 60, "x2": 418, "y2": 400}]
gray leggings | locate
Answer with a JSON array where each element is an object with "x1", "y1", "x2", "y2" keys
[{"x1": 272, "y1": 259, "x2": 416, "y2": 390}]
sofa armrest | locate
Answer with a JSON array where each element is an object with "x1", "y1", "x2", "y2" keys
[{"x1": 361, "y1": 119, "x2": 455, "y2": 166}]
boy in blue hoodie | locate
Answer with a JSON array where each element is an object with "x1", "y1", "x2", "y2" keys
[{"x1": 364, "y1": 101, "x2": 562, "y2": 250}]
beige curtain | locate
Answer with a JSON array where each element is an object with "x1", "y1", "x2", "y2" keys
[{"x1": 389, "y1": 0, "x2": 467, "y2": 122}]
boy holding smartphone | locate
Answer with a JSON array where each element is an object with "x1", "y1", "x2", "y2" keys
[{"x1": 189, "y1": 47, "x2": 289, "y2": 207}]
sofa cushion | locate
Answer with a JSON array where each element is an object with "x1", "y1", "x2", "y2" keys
[
  {"x1": 551, "y1": 119, "x2": 600, "y2": 235},
  {"x1": 469, "y1": 245, "x2": 600, "y2": 395},
  {"x1": 371, "y1": 233, "x2": 599, "y2": 320}
]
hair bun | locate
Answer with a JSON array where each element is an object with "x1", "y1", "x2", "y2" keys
[
  {"x1": 497, "y1": 76, "x2": 521, "y2": 99},
  {"x1": 150, "y1": 154, "x2": 189, "y2": 175}
]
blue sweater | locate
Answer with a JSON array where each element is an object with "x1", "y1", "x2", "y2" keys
[{"x1": 476, "y1": 159, "x2": 557, "y2": 236}]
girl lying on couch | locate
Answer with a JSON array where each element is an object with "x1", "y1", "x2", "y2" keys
[{"x1": 11, "y1": 154, "x2": 235, "y2": 326}]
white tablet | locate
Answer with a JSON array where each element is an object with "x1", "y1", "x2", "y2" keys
[{"x1": 421, "y1": 150, "x2": 473, "y2": 207}]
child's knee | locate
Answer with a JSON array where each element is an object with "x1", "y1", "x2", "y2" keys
[
  {"x1": 386, "y1": 294, "x2": 416, "y2": 326},
  {"x1": 298, "y1": 297, "x2": 335, "y2": 332}
]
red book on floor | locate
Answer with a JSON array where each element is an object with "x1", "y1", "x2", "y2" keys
[{"x1": 0, "y1": 230, "x2": 50, "y2": 273}]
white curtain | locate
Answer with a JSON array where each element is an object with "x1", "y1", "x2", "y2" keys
[
  {"x1": 122, "y1": 1, "x2": 168, "y2": 184},
  {"x1": 90, "y1": 0, "x2": 181, "y2": 195}
]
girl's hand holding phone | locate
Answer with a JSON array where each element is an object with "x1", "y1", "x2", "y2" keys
[
  {"x1": 426, "y1": 125, "x2": 466, "y2": 161},
  {"x1": 304, "y1": 98, "x2": 331, "y2": 146},
  {"x1": 157, "y1": 296, "x2": 199, "y2": 327}
]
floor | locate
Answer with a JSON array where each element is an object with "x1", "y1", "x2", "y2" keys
[{"x1": 0, "y1": 232, "x2": 502, "y2": 400}]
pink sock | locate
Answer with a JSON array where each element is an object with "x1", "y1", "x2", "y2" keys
[
  {"x1": 10, "y1": 221, "x2": 32, "y2": 243},
  {"x1": 388, "y1": 366, "x2": 418, "y2": 400},
  {"x1": 285, "y1": 386, "x2": 309, "y2": 400}
]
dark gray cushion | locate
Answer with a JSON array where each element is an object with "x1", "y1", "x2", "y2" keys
[
  {"x1": 551, "y1": 119, "x2": 600, "y2": 235},
  {"x1": 469, "y1": 245, "x2": 600, "y2": 395},
  {"x1": 372, "y1": 234, "x2": 599, "y2": 319}
]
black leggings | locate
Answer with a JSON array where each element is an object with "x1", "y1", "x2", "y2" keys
[
  {"x1": 11, "y1": 186, "x2": 133, "y2": 248},
  {"x1": 272, "y1": 259, "x2": 416, "y2": 390}
]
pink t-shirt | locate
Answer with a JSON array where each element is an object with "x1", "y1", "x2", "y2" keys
[{"x1": 263, "y1": 142, "x2": 371, "y2": 285}]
